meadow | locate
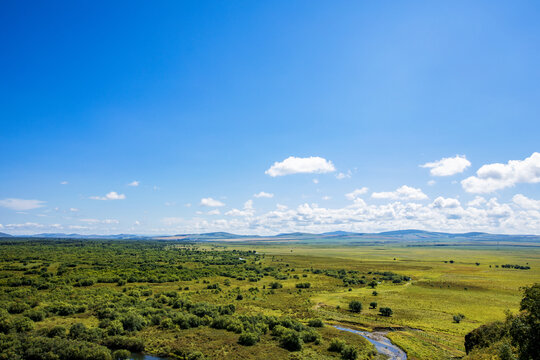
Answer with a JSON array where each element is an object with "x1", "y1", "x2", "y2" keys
[{"x1": 0, "y1": 238, "x2": 537, "y2": 359}]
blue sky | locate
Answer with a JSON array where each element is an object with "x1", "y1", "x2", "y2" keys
[{"x1": 1, "y1": 1, "x2": 540, "y2": 235}]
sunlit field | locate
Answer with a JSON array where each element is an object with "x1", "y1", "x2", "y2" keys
[{"x1": 0, "y1": 239, "x2": 537, "y2": 359}]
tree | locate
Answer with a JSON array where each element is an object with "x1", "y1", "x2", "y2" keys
[
  {"x1": 112, "y1": 349, "x2": 131, "y2": 360},
  {"x1": 341, "y1": 345, "x2": 358, "y2": 360},
  {"x1": 453, "y1": 314, "x2": 464, "y2": 323},
  {"x1": 280, "y1": 331, "x2": 303, "y2": 351},
  {"x1": 348, "y1": 301, "x2": 362, "y2": 313},
  {"x1": 308, "y1": 319, "x2": 324, "y2": 327},
  {"x1": 509, "y1": 284, "x2": 539, "y2": 359},
  {"x1": 368, "y1": 281, "x2": 378, "y2": 289},
  {"x1": 238, "y1": 332, "x2": 259, "y2": 346},
  {"x1": 369, "y1": 302, "x2": 377, "y2": 309},
  {"x1": 379, "y1": 307, "x2": 393, "y2": 317},
  {"x1": 328, "y1": 338, "x2": 346, "y2": 352}
]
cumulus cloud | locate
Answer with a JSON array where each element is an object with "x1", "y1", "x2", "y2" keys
[
  {"x1": 159, "y1": 193, "x2": 540, "y2": 235},
  {"x1": 462, "y1": 152, "x2": 540, "y2": 193},
  {"x1": 226, "y1": 200, "x2": 255, "y2": 217},
  {"x1": 90, "y1": 191, "x2": 126, "y2": 200},
  {"x1": 200, "y1": 197, "x2": 225, "y2": 207},
  {"x1": 128, "y1": 181, "x2": 140, "y2": 187},
  {"x1": 265, "y1": 156, "x2": 335, "y2": 177},
  {"x1": 372, "y1": 185, "x2": 428, "y2": 201},
  {"x1": 513, "y1": 194, "x2": 540, "y2": 210},
  {"x1": 60, "y1": 181, "x2": 68, "y2": 185},
  {"x1": 345, "y1": 188, "x2": 369, "y2": 200},
  {"x1": 336, "y1": 171, "x2": 352, "y2": 180},
  {"x1": 0, "y1": 198, "x2": 46, "y2": 211},
  {"x1": 421, "y1": 155, "x2": 471, "y2": 176},
  {"x1": 468, "y1": 196, "x2": 486, "y2": 207},
  {"x1": 254, "y1": 192, "x2": 274, "y2": 198},
  {"x1": 208, "y1": 209, "x2": 221, "y2": 215},
  {"x1": 431, "y1": 196, "x2": 460, "y2": 209}
]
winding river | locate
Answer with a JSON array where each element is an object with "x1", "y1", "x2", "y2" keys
[
  {"x1": 130, "y1": 325, "x2": 407, "y2": 360},
  {"x1": 333, "y1": 325, "x2": 407, "y2": 360}
]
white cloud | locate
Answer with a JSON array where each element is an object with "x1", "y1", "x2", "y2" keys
[
  {"x1": 421, "y1": 155, "x2": 471, "y2": 176},
  {"x1": 254, "y1": 192, "x2": 274, "y2": 198},
  {"x1": 128, "y1": 181, "x2": 139, "y2": 187},
  {"x1": 200, "y1": 197, "x2": 225, "y2": 207},
  {"x1": 345, "y1": 188, "x2": 369, "y2": 200},
  {"x1": 90, "y1": 191, "x2": 126, "y2": 200},
  {"x1": 462, "y1": 152, "x2": 540, "y2": 193},
  {"x1": 313, "y1": 179, "x2": 319, "y2": 184},
  {"x1": 0, "y1": 198, "x2": 46, "y2": 211},
  {"x1": 134, "y1": 220, "x2": 141, "y2": 226},
  {"x1": 60, "y1": 181, "x2": 68, "y2": 185},
  {"x1": 208, "y1": 209, "x2": 221, "y2": 215},
  {"x1": 336, "y1": 171, "x2": 352, "y2": 180},
  {"x1": 156, "y1": 193, "x2": 540, "y2": 235},
  {"x1": 513, "y1": 194, "x2": 540, "y2": 210},
  {"x1": 185, "y1": 203, "x2": 192, "y2": 207},
  {"x1": 226, "y1": 199, "x2": 255, "y2": 217},
  {"x1": 265, "y1": 156, "x2": 335, "y2": 177},
  {"x1": 431, "y1": 196, "x2": 460, "y2": 209},
  {"x1": 428, "y1": 180, "x2": 436, "y2": 186},
  {"x1": 468, "y1": 196, "x2": 486, "y2": 207},
  {"x1": 69, "y1": 208, "x2": 79, "y2": 212},
  {"x1": 372, "y1": 185, "x2": 428, "y2": 201},
  {"x1": 322, "y1": 196, "x2": 332, "y2": 200}
]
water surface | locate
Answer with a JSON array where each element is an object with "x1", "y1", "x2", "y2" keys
[{"x1": 333, "y1": 325, "x2": 407, "y2": 360}]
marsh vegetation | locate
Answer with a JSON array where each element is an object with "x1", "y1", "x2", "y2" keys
[{"x1": 0, "y1": 238, "x2": 537, "y2": 359}]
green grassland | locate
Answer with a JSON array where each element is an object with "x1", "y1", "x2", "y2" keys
[{"x1": 0, "y1": 238, "x2": 537, "y2": 359}]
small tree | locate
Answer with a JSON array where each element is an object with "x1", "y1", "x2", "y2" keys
[
  {"x1": 349, "y1": 300, "x2": 362, "y2": 313},
  {"x1": 369, "y1": 302, "x2": 377, "y2": 309},
  {"x1": 372, "y1": 291, "x2": 378, "y2": 296},
  {"x1": 280, "y1": 331, "x2": 303, "y2": 351},
  {"x1": 308, "y1": 318, "x2": 324, "y2": 327},
  {"x1": 238, "y1": 332, "x2": 259, "y2": 346},
  {"x1": 341, "y1": 345, "x2": 358, "y2": 360},
  {"x1": 328, "y1": 338, "x2": 346, "y2": 352},
  {"x1": 368, "y1": 281, "x2": 378, "y2": 289},
  {"x1": 112, "y1": 349, "x2": 131, "y2": 360},
  {"x1": 379, "y1": 307, "x2": 393, "y2": 317}
]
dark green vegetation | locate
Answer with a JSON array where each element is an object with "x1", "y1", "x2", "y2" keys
[
  {"x1": 0, "y1": 239, "x2": 372, "y2": 360},
  {"x1": 464, "y1": 284, "x2": 539, "y2": 360},
  {"x1": 0, "y1": 238, "x2": 538, "y2": 359}
]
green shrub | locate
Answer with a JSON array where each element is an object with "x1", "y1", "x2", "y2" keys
[
  {"x1": 349, "y1": 300, "x2": 362, "y2": 313},
  {"x1": 379, "y1": 307, "x2": 393, "y2": 317},
  {"x1": 341, "y1": 345, "x2": 358, "y2": 360},
  {"x1": 307, "y1": 319, "x2": 324, "y2": 327},
  {"x1": 238, "y1": 332, "x2": 259, "y2": 346},
  {"x1": 328, "y1": 338, "x2": 346, "y2": 352},
  {"x1": 112, "y1": 349, "x2": 131, "y2": 360},
  {"x1": 102, "y1": 336, "x2": 144, "y2": 352},
  {"x1": 279, "y1": 330, "x2": 303, "y2": 351}
]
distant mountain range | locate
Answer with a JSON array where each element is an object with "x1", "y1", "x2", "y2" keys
[{"x1": 1, "y1": 229, "x2": 539, "y2": 244}]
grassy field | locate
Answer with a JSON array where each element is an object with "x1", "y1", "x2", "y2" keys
[
  {"x1": 222, "y1": 243, "x2": 539, "y2": 359},
  {"x1": 0, "y1": 239, "x2": 537, "y2": 359}
]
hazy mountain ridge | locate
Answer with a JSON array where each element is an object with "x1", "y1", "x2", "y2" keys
[{"x1": 1, "y1": 229, "x2": 539, "y2": 243}]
